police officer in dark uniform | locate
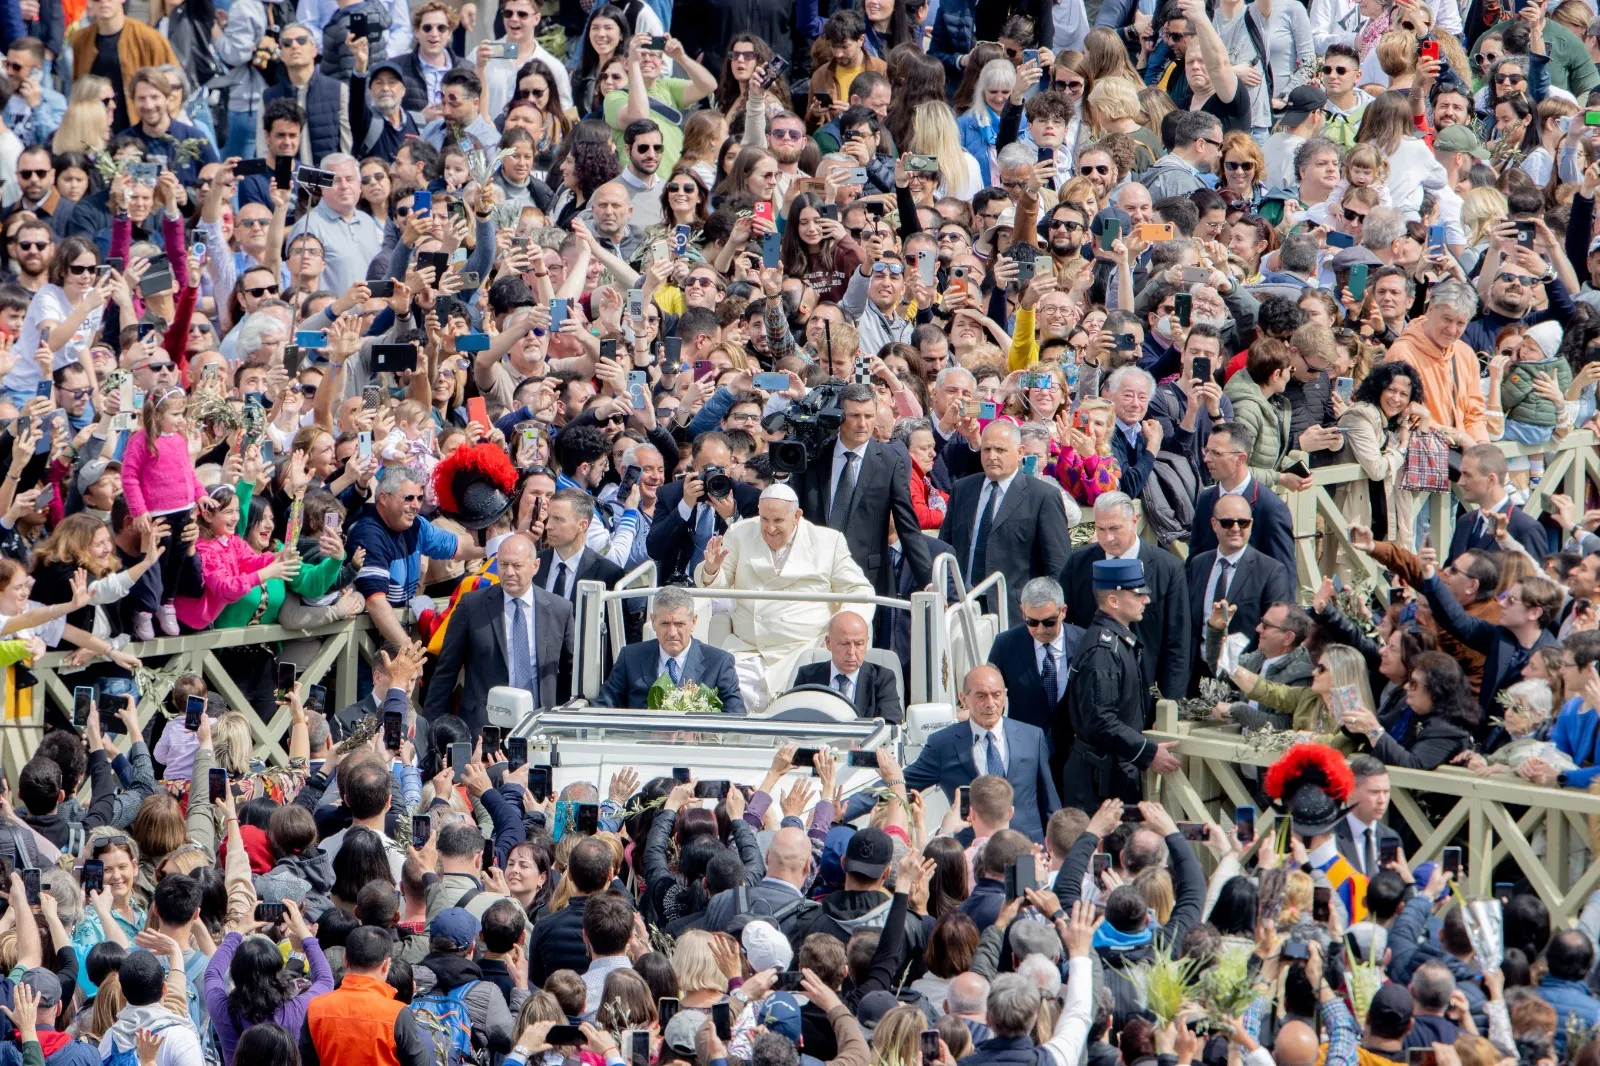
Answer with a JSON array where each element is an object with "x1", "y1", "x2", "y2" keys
[{"x1": 1061, "y1": 558, "x2": 1182, "y2": 810}]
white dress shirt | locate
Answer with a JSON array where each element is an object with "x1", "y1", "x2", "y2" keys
[
  {"x1": 829, "y1": 439, "x2": 870, "y2": 504},
  {"x1": 545, "y1": 544, "x2": 585, "y2": 598},
  {"x1": 828, "y1": 665, "x2": 861, "y2": 700},
  {"x1": 1221, "y1": 474, "x2": 1254, "y2": 497},
  {"x1": 968, "y1": 470, "x2": 1019, "y2": 573},
  {"x1": 1035, "y1": 631, "x2": 1067, "y2": 703},
  {"x1": 658, "y1": 647, "x2": 689, "y2": 681},
  {"x1": 971, "y1": 721, "x2": 1008, "y2": 773},
  {"x1": 1203, "y1": 545, "x2": 1248, "y2": 613},
  {"x1": 1345, "y1": 812, "x2": 1381, "y2": 874}
]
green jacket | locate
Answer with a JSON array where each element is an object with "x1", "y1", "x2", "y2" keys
[
  {"x1": 1484, "y1": 20, "x2": 1599, "y2": 96},
  {"x1": 1245, "y1": 674, "x2": 1333, "y2": 733},
  {"x1": 1223, "y1": 371, "x2": 1300, "y2": 487},
  {"x1": 1499, "y1": 355, "x2": 1573, "y2": 428},
  {"x1": 212, "y1": 482, "x2": 348, "y2": 628}
]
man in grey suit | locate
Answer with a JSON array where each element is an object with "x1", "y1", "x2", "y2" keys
[{"x1": 422, "y1": 534, "x2": 572, "y2": 737}]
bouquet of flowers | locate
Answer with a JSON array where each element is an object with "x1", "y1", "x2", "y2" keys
[{"x1": 646, "y1": 674, "x2": 724, "y2": 714}]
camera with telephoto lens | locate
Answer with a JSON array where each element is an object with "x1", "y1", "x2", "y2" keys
[
  {"x1": 765, "y1": 381, "x2": 846, "y2": 474},
  {"x1": 698, "y1": 465, "x2": 734, "y2": 499}
]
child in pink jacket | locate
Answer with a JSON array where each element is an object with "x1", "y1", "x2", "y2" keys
[
  {"x1": 174, "y1": 484, "x2": 293, "y2": 631},
  {"x1": 120, "y1": 388, "x2": 210, "y2": 639}
]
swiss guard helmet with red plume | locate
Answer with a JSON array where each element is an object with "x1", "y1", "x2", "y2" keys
[
  {"x1": 1263, "y1": 743, "x2": 1355, "y2": 837},
  {"x1": 433, "y1": 442, "x2": 518, "y2": 530}
]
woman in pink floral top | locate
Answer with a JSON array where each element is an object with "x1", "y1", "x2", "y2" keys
[{"x1": 1054, "y1": 399, "x2": 1123, "y2": 505}]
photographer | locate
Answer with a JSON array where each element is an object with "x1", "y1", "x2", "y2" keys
[{"x1": 645, "y1": 431, "x2": 760, "y2": 585}]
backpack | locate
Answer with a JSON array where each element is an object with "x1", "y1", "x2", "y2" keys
[{"x1": 409, "y1": 980, "x2": 481, "y2": 1066}]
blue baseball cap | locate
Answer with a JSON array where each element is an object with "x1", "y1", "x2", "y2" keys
[
  {"x1": 1092, "y1": 558, "x2": 1149, "y2": 594},
  {"x1": 430, "y1": 907, "x2": 480, "y2": 950},
  {"x1": 758, "y1": 993, "x2": 802, "y2": 1042}
]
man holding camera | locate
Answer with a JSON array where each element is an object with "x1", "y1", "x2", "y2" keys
[
  {"x1": 791, "y1": 384, "x2": 931, "y2": 602},
  {"x1": 646, "y1": 432, "x2": 760, "y2": 585}
]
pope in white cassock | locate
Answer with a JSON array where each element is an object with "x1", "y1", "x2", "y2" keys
[{"x1": 693, "y1": 482, "x2": 874, "y2": 709}]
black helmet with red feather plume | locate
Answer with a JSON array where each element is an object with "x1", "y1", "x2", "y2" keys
[
  {"x1": 1263, "y1": 743, "x2": 1354, "y2": 837},
  {"x1": 434, "y1": 442, "x2": 518, "y2": 530}
]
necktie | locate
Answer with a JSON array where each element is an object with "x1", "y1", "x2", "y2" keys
[
  {"x1": 555, "y1": 561, "x2": 570, "y2": 599},
  {"x1": 689, "y1": 504, "x2": 715, "y2": 569},
  {"x1": 971, "y1": 481, "x2": 999, "y2": 579},
  {"x1": 890, "y1": 545, "x2": 902, "y2": 586},
  {"x1": 509, "y1": 598, "x2": 533, "y2": 692},
  {"x1": 831, "y1": 451, "x2": 858, "y2": 530},
  {"x1": 835, "y1": 673, "x2": 850, "y2": 697},
  {"x1": 1216, "y1": 558, "x2": 1234, "y2": 603},
  {"x1": 1364, "y1": 827, "x2": 1376, "y2": 875},
  {"x1": 985, "y1": 731, "x2": 1005, "y2": 776},
  {"x1": 1041, "y1": 645, "x2": 1058, "y2": 704},
  {"x1": 667, "y1": 657, "x2": 682, "y2": 685}
]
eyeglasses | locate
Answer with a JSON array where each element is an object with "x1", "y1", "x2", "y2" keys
[
  {"x1": 1201, "y1": 137, "x2": 1224, "y2": 150},
  {"x1": 729, "y1": 49, "x2": 757, "y2": 60},
  {"x1": 1215, "y1": 517, "x2": 1253, "y2": 529},
  {"x1": 1224, "y1": 160, "x2": 1254, "y2": 172},
  {"x1": 1055, "y1": 79, "x2": 1085, "y2": 92},
  {"x1": 515, "y1": 87, "x2": 549, "y2": 100},
  {"x1": 871, "y1": 261, "x2": 905, "y2": 275},
  {"x1": 14, "y1": 241, "x2": 47, "y2": 251},
  {"x1": 1497, "y1": 272, "x2": 1535, "y2": 287},
  {"x1": 1047, "y1": 219, "x2": 1084, "y2": 231},
  {"x1": 1343, "y1": 207, "x2": 1368, "y2": 223},
  {"x1": 1321, "y1": 65, "x2": 1352, "y2": 75},
  {"x1": 684, "y1": 276, "x2": 718, "y2": 288},
  {"x1": 937, "y1": 231, "x2": 967, "y2": 242},
  {"x1": 17, "y1": 169, "x2": 47, "y2": 180},
  {"x1": 666, "y1": 183, "x2": 698, "y2": 194},
  {"x1": 99, "y1": 96, "x2": 116, "y2": 107},
  {"x1": 1000, "y1": 179, "x2": 1030, "y2": 191},
  {"x1": 189, "y1": 322, "x2": 213, "y2": 333},
  {"x1": 146, "y1": 361, "x2": 177, "y2": 372},
  {"x1": 244, "y1": 285, "x2": 279, "y2": 297},
  {"x1": 603, "y1": 413, "x2": 628, "y2": 425},
  {"x1": 501, "y1": 8, "x2": 531, "y2": 17},
  {"x1": 420, "y1": 21, "x2": 449, "y2": 31},
  {"x1": 1079, "y1": 163, "x2": 1110, "y2": 175},
  {"x1": 66, "y1": 263, "x2": 97, "y2": 275},
  {"x1": 770, "y1": 128, "x2": 805, "y2": 140},
  {"x1": 1024, "y1": 615, "x2": 1059, "y2": 627},
  {"x1": 1163, "y1": 30, "x2": 1194, "y2": 41},
  {"x1": 93, "y1": 835, "x2": 130, "y2": 855},
  {"x1": 1494, "y1": 72, "x2": 1525, "y2": 83},
  {"x1": 60, "y1": 386, "x2": 92, "y2": 399},
  {"x1": 236, "y1": 218, "x2": 271, "y2": 228},
  {"x1": 1405, "y1": 676, "x2": 1423, "y2": 689},
  {"x1": 633, "y1": 143, "x2": 664, "y2": 154},
  {"x1": 280, "y1": 34, "x2": 311, "y2": 45},
  {"x1": 1311, "y1": 662, "x2": 1327, "y2": 674},
  {"x1": 394, "y1": 206, "x2": 412, "y2": 217}
]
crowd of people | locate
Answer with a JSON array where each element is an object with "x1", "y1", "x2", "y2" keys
[{"x1": 0, "y1": 0, "x2": 1599, "y2": 1066}]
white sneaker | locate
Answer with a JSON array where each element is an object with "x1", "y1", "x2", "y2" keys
[
  {"x1": 157, "y1": 603, "x2": 179, "y2": 637},
  {"x1": 132, "y1": 612, "x2": 154, "y2": 643}
]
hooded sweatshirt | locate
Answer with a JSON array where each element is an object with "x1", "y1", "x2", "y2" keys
[
  {"x1": 412, "y1": 952, "x2": 520, "y2": 1056},
  {"x1": 100, "y1": 1006, "x2": 203, "y2": 1066}
]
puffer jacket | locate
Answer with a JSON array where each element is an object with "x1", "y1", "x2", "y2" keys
[
  {"x1": 1500, "y1": 354, "x2": 1574, "y2": 428},
  {"x1": 1224, "y1": 370, "x2": 1298, "y2": 487}
]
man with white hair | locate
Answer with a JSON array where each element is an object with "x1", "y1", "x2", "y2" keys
[
  {"x1": 1385, "y1": 279, "x2": 1490, "y2": 445},
  {"x1": 286, "y1": 153, "x2": 383, "y2": 294},
  {"x1": 235, "y1": 312, "x2": 290, "y2": 367},
  {"x1": 945, "y1": 973, "x2": 992, "y2": 1042},
  {"x1": 1060, "y1": 492, "x2": 1191, "y2": 700},
  {"x1": 987, "y1": 577, "x2": 1083, "y2": 764},
  {"x1": 1106, "y1": 366, "x2": 1164, "y2": 498},
  {"x1": 697, "y1": 483, "x2": 875, "y2": 708}
]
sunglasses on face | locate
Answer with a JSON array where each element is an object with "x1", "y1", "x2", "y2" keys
[
  {"x1": 394, "y1": 205, "x2": 412, "y2": 217},
  {"x1": 1024, "y1": 615, "x2": 1059, "y2": 627},
  {"x1": 871, "y1": 261, "x2": 905, "y2": 275},
  {"x1": 14, "y1": 241, "x2": 46, "y2": 251},
  {"x1": 1494, "y1": 72, "x2": 1524, "y2": 83},
  {"x1": 420, "y1": 21, "x2": 448, "y2": 30},
  {"x1": 1343, "y1": 208, "x2": 1368, "y2": 222},
  {"x1": 1224, "y1": 160, "x2": 1254, "y2": 172},
  {"x1": 66, "y1": 263, "x2": 98, "y2": 275},
  {"x1": 730, "y1": 49, "x2": 757, "y2": 60},
  {"x1": 17, "y1": 169, "x2": 47, "y2": 180},
  {"x1": 1322, "y1": 65, "x2": 1352, "y2": 75},
  {"x1": 237, "y1": 218, "x2": 271, "y2": 228},
  {"x1": 633, "y1": 143, "x2": 664, "y2": 154},
  {"x1": 516, "y1": 87, "x2": 548, "y2": 99},
  {"x1": 1079, "y1": 163, "x2": 1110, "y2": 175},
  {"x1": 1048, "y1": 218, "x2": 1084, "y2": 231},
  {"x1": 770, "y1": 128, "x2": 805, "y2": 140},
  {"x1": 1497, "y1": 272, "x2": 1535, "y2": 287},
  {"x1": 394, "y1": 493, "x2": 424, "y2": 503},
  {"x1": 245, "y1": 285, "x2": 279, "y2": 297},
  {"x1": 280, "y1": 34, "x2": 311, "y2": 45},
  {"x1": 1055, "y1": 79, "x2": 1084, "y2": 92},
  {"x1": 99, "y1": 96, "x2": 116, "y2": 106},
  {"x1": 685, "y1": 276, "x2": 718, "y2": 288},
  {"x1": 1215, "y1": 517, "x2": 1253, "y2": 529},
  {"x1": 666, "y1": 183, "x2": 698, "y2": 195},
  {"x1": 60, "y1": 386, "x2": 92, "y2": 399},
  {"x1": 146, "y1": 361, "x2": 176, "y2": 372}
]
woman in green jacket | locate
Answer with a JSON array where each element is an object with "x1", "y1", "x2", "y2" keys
[{"x1": 1216, "y1": 643, "x2": 1374, "y2": 735}]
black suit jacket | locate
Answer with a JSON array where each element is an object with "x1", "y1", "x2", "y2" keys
[
  {"x1": 594, "y1": 638, "x2": 746, "y2": 715},
  {"x1": 792, "y1": 660, "x2": 902, "y2": 723},
  {"x1": 790, "y1": 440, "x2": 932, "y2": 596},
  {"x1": 536, "y1": 545, "x2": 624, "y2": 602},
  {"x1": 1190, "y1": 479, "x2": 1297, "y2": 579},
  {"x1": 1335, "y1": 817, "x2": 1402, "y2": 879},
  {"x1": 986, "y1": 621, "x2": 1084, "y2": 747},
  {"x1": 1185, "y1": 545, "x2": 1295, "y2": 652},
  {"x1": 939, "y1": 473, "x2": 1072, "y2": 620},
  {"x1": 645, "y1": 479, "x2": 761, "y2": 584},
  {"x1": 1446, "y1": 499, "x2": 1547, "y2": 567},
  {"x1": 422, "y1": 584, "x2": 573, "y2": 736},
  {"x1": 1061, "y1": 542, "x2": 1190, "y2": 699}
]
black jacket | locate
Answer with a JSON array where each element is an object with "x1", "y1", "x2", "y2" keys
[
  {"x1": 1420, "y1": 572, "x2": 1560, "y2": 732},
  {"x1": 528, "y1": 896, "x2": 591, "y2": 985}
]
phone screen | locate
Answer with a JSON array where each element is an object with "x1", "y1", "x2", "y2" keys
[
  {"x1": 507, "y1": 737, "x2": 528, "y2": 772},
  {"x1": 958, "y1": 786, "x2": 971, "y2": 821},
  {"x1": 73, "y1": 686, "x2": 93, "y2": 729},
  {"x1": 276, "y1": 661, "x2": 296, "y2": 698},
  {"x1": 81, "y1": 859, "x2": 104, "y2": 893},
  {"x1": 575, "y1": 803, "x2": 599, "y2": 835},
  {"x1": 209, "y1": 767, "x2": 228, "y2": 804},
  {"x1": 450, "y1": 742, "x2": 471, "y2": 781},
  {"x1": 382, "y1": 710, "x2": 403, "y2": 751},
  {"x1": 412, "y1": 815, "x2": 431, "y2": 848},
  {"x1": 1235, "y1": 805, "x2": 1255, "y2": 844},
  {"x1": 184, "y1": 695, "x2": 205, "y2": 732},
  {"x1": 712, "y1": 1003, "x2": 731, "y2": 1041},
  {"x1": 529, "y1": 764, "x2": 551, "y2": 801},
  {"x1": 921, "y1": 1031, "x2": 941, "y2": 1066},
  {"x1": 1312, "y1": 885, "x2": 1331, "y2": 922}
]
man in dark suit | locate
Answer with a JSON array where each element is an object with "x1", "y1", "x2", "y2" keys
[
  {"x1": 884, "y1": 530, "x2": 955, "y2": 682},
  {"x1": 1186, "y1": 494, "x2": 1296, "y2": 653},
  {"x1": 790, "y1": 383, "x2": 932, "y2": 596},
  {"x1": 791, "y1": 613, "x2": 902, "y2": 722},
  {"x1": 537, "y1": 489, "x2": 625, "y2": 601},
  {"x1": 593, "y1": 586, "x2": 745, "y2": 714},
  {"x1": 940, "y1": 420, "x2": 1071, "y2": 621},
  {"x1": 1191, "y1": 421, "x2": 1297, "y2": 578},
  {"x1": 1061, "y1": 491, "x2": 1190, "y2": 701},
  {"x1": 423, "y1": 534, "x2": 572, "y2": 737},
  {"x1": 902, "y1": 664, "x2": 1061, "y2": 841},
  {"x1": 987, "y1": 576, "x2": 1083, "y2": 776},
  {"x1": 646, "y1": 433, "x2": 760, "y2": 585},
  {"x1": 1447, "y1": 444, "x2": 1547, "y2": 566},
  {"x1": 1336, "y1": 754, "x2": 1402, "y2": 878}
]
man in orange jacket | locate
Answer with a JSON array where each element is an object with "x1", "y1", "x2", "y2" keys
[{"x1": 301, "y1": 927, "x2": 432, "y2": 1066}]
